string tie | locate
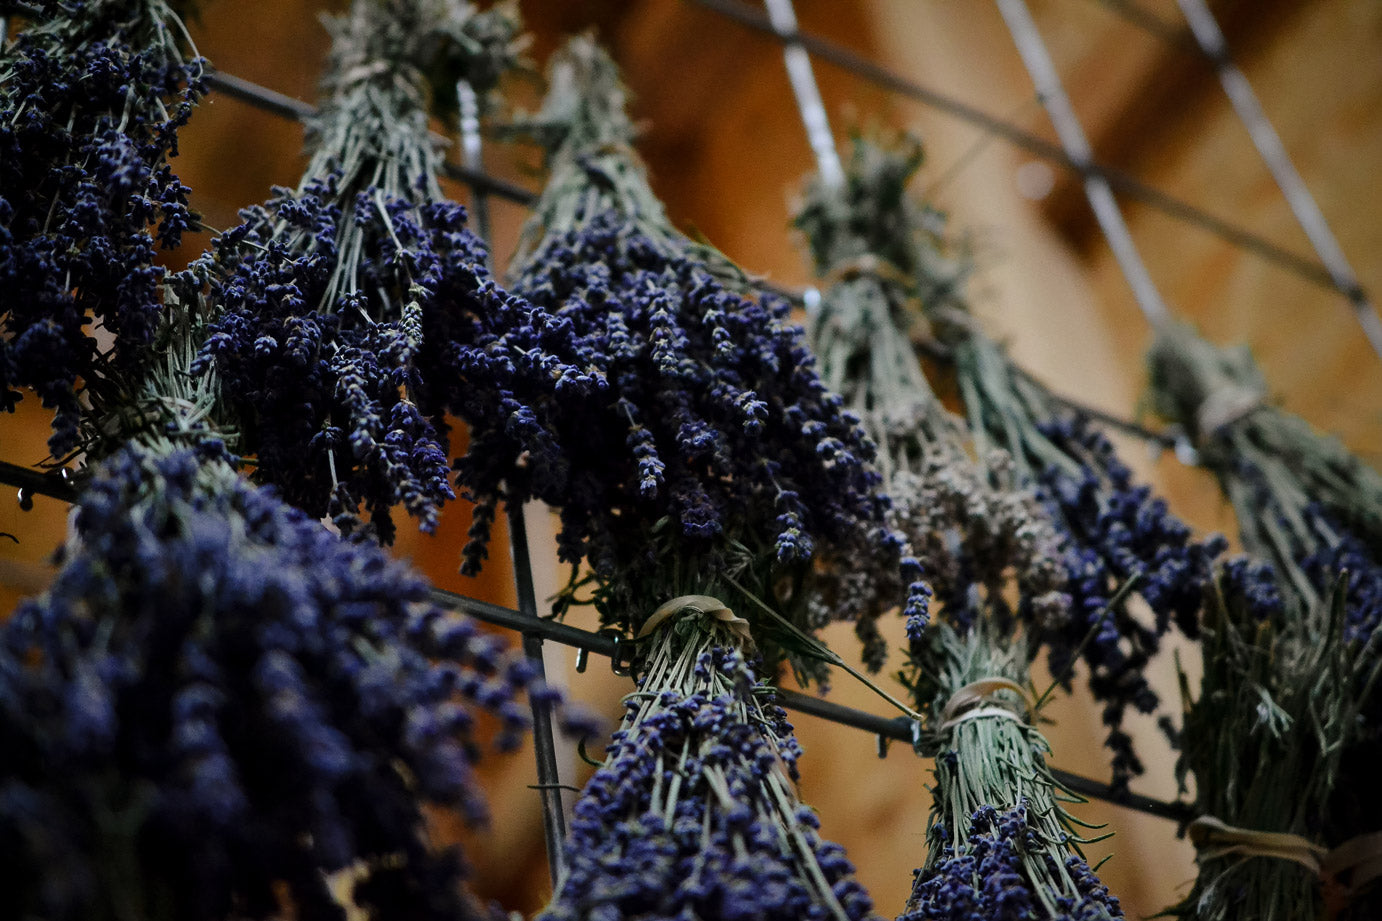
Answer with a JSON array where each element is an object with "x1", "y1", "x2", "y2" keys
[
  {"x1": 1193, "y1": 382, "x2": 1264, "y2": 442},
  {"x1": 824, "y1": 253, "x2": 912, "y2": 291},
  {"x1": 1190, "y1": 817, "x2": 1382, "y2": 912},
  {"x1": 938, "y1": 677, "x2": 1032, "y2": 733},
  {"x1": 637, "y1": 594, "x2": 753, "y2": 646}
]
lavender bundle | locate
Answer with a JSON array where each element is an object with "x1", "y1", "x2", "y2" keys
[
  {"x1": 0, "y1": 436, "x2": 538, "y2": 921},
  {"x1": 906, "y1": 213, "x2": 1225, "y2": 788},
  {"x1": 189, "y1": 0, "x2": 572, "y2": 544},
  {"x1": 499, "y1": 36, "x2": 927, "y2": 667},
  {"x1": 0, "y1": 0, "x2": 204, "y2": 457},
  {"x1": 499, "y1": 38, "x2": 918, "y2": 920},
  {"x1": 1146, "y1": 323, "x2": 1382, "y2": 919},
  {"x1": 541, "y1": 613, "x2": 873, "y2": 921},
  {"x1": 798, "y1": 136, "x2": 1122, "y2": 921}
]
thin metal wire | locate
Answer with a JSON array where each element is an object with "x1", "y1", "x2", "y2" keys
[
  {"x1": 996, "y1": 0, "x2": 1169, "y2": 326},
  {"x1": 506, "y1": 503, "x2": 570, "y2": 881},
  {"x1": 686, "y1": 0, "x2": 1358, "y2": 304},
  {"x1": 1172, "y1": 0, "x2": 1382, "y2": 359},
  {"x1": 762, "y1": 0, "x2": 843, "y2": 190}
]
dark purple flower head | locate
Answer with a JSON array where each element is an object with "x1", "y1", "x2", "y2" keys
[
  {"x1": 0, "y1": 442, "x2": 535, "y2": 921},
  {"x1": 0, "y1": 0, "x2": 205, "y2": 456},
  {"x1": 541, "y1": 620, "x2": 878, "y2": 921},
  {"x1": 491, "y1": 38, "x2": 917, "y2": 672},
  {"x1": 187, "y1": 0, "x2": 554, "y2": 545}
]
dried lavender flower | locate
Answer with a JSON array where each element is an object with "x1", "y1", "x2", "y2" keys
[
  {"x1": 1147, "y1": 322, "x2": 1382, "y2": 919},
  {"x1": 904, "y1": 216, "x2": 1226, "y2": 788},
  {"x1": 540, "y1": 615, "x2": 878, "y2": 921},
  {"x1": 494, "y1": 37, "x2": 924, "y2": 673},
  {"x1": 797, "y1": 135, "x2": 1121, "y2": 921},
  {"x1": 0, "y1": 438, "x2": 535, "y2": 921},
  {"x1": 188, "y1": 0, "x2": 556, "y2": 543},
  {"x1": 0, "y1": 0, "x2": 205, "y2": 457}
]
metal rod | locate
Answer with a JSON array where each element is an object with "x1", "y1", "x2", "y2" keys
[
  {"x1": 0, "y1": 461, "x2": 77, "y2": 504},
  {"x1": 762, "y1": 0, "x2": 843, "y2": 190},
  {"x1": 1174, "y1": 0, "x2": 1382, "y2": 359},
  {"x1": 506, "y1": 501, "x2": 569, "y2": 883},
  {"x1": 996, "y1": 0, "x2": 1169, "y2": 326},
  {"x1": 686, "y1": 0, "x2": 1352, "y2": 301}
]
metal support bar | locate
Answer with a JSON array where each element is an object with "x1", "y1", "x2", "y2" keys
[
  {"x1": 763, "y1": 0, "x2": 843, "y2": 190},
  {"x1": 996, "y1": 0, "x2": 1169, "y2": 326},
  {"x1": 506, "y1": 502, "x2": 569, "y2": 883},
  {"x1": 1175, "y1": 0, "x2": 1382, "y2": 359}
]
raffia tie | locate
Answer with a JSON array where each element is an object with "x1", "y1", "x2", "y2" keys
[
  {"x1": 938, "y1": 677, "x2": 1033, "y2": 733},
  {"x1": 1190, "y1": 817, "x2": 1382, "y2": 911},
  {"x1": 637, "y1": 595, "x2": 753, "y2": 647},
  {"x1": 1194, "y1": 382, "x2": 1264, "y2": 442},
  {"x1": 823, "y1": 254, "x2": 913, "y2": 291}
]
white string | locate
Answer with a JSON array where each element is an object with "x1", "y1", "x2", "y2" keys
[{"x1": 763, "y1": 0, "x2": 844, "y2": 191}]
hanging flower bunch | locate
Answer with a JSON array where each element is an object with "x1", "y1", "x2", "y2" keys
[
  {"x1": 540, "y1": 613, "x2": 873, "y2": 921},
  {"x1": 1146, "y1": 323, "x2": 1382, "y2": 920},
  {"x1": 0, "y1": 436, "x2": 539, "y2": 921},
  {"x1": 797, "y1": 135, "x2": 1123, "y2": 921},
  {"x1": 495, "y1": 36, "x2": 927, "y2": 659},
  {"x1": 189, "y1": 0, "x2": 573, "y2": 544},
  {"x1": 500, "y1": 37, "x2": 909, "y2": 921},
  {"x1": 908, "y1": 214, "x2": 1226, "y2": 788},
  {"x1": 0, "y1": 0, "x2": 205, "y2": 457}
]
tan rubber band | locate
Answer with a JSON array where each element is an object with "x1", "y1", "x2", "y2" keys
[
  {"x1": 638, "y1": 594, "x2": 752, "y2": 645},
  {"x1": 938, "y1": 677, "x2": 1032, "y2": 733}
]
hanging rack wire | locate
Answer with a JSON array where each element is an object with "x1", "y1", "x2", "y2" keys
[
  {"x1": 685, "y1": 0, "x2": 1378, "y2": 347},
  {"x1": 1094, "y1": 0, "x2": 1382, "y2": 358}
]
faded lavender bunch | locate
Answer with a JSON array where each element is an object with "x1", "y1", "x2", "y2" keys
[
  {"x1": 0, "y1": 0, "x2": 205, "y2": 456},
  {"x1": 541, "y1": 615, "x2": 877, "y2": 921},
  {"x1": 189, "y1": 0, "x2": 562, "y2": 543},
  {"x1": 797, "y1": 134, "x2": 1067, "y2": 666},
  {"x1": 899, "y1": 624, "x2": 1124, "y2": 921},
  {"x1": 0, "y1": 438, "x2": 537, "y2": 921},
  {"x1": 496, "y1": 37, "x2": 925, "y2": 670},
  {"x1": 1147, "y1": 323, "x2": 1382, "y2": 919},
  {"x1": 797, "y1": 135, "x2": 1122, "y2": 921},
  {"x1": 1166, "y1": 559, "x2": 1377, "y2": 921},
  {"x1": 915, "y1": 256, "x2": 1225, "y2": 787}
]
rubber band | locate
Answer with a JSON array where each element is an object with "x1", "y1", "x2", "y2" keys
[{"x1": 1194, "y1": 383, "x2": 1264, "y2": 440}]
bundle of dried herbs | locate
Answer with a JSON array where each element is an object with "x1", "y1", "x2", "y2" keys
[
  {"x1": 188, "y1": 0, "x2": 566, "y2": 545},
  {"x1": 1147, "y1": 323, "x2": 1382, "y2": 919},
  {"x1": 904, "y1": 196, "x2": 1225, "y2": 789},
  {"x1": 798, "y1": 135, "x2": 1123, "y2": 921},
  {"x1": 0, "y1": 0, "x2": 204, "y2": 456},
  {"x1": 505, "y1": 37, "x2": 914, "y2": 920}
]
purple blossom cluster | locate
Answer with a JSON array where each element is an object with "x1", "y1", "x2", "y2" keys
[
  {"x1": 503, "y1": 209, "x2": 924, "y2": 646},
  {"x1": 1031, "y1": 414, "x2": 1226, "y2": 785},
  {"x1": 0, "y1": 0, "x2": 204, "y2": 456},
  {"x1": 900, "y1": 803, "x2": 1123, "y2": 921},
  {"x1": 542, "y1": 629, "x2": 876, "y2": 921},
  {"x1": 0, "y1": 442, "x2": 537, "y2": 921},
  {"x1": 188, "y1": 174, "x2": 566, "y2": 544}
]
